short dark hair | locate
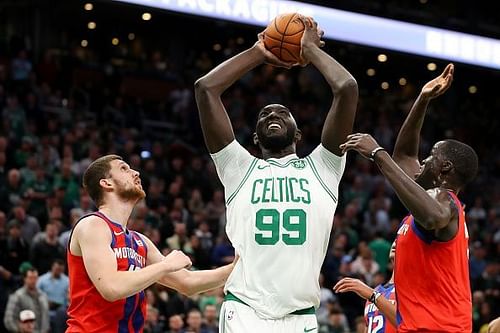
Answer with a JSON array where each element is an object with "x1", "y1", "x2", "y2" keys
[
  {"x1": 23, "y1": 268, "x2": 38, "y2": 278},
  {"x1": 52, "y1": 259, "x2": 65, "y2": 267},
  {"x1": 441, "y1": 140, "x2": 478, "y2": 185},
  {"x1": 82, "y1": 155, "x2": 122, "y2": 207}
]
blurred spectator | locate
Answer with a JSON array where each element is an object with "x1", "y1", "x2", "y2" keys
[
  {"x1": 3, "y1": 95, "x2": 27, "y2": 140},
  {"x1": 205, "y1": 190, "x2": 225, "y2": 233},
  {"x1": 58, "y1": 208, "x2": 83, "y2": 249},
  {"x1": 23, "y1": 167, "x2": 51, "y2": 226},
  {"x1": 194, "y1": 218, "x2": 213, "y2": 247},
  {"x1": 166, "y1": 314, "x2": 184, "y2": 333},
  {"x1": 30, "y1": 222, "x2": 64, "y2": 274},
  {"x1": 350, "y1": 243, "x2": 380, "y2": 286},
  {"x1": 318, "y1": 273, "x2": 337, "y2": 326},
  {"x1": 0, "y1": 261, "x2": 13, "y2": 332},
  {"x1": 185, "y1": 308, "x2": 210, "y2": 333},
  {"x1": 3, "y1": 268, "x2": 49, "y2": 333},
  {"x1": 17, "y1": 309, "x2": 36, "y2": 333},
  {"x1": 0, "y1": 170, "x2": 24, "y2": 213},
  {"x1": 166, "y1": 222, "x2": 191, "y2": 252},
  {"x1": 319, "y1": 305, "x2": 350, "y2": 333},
  {"x1": 7, "y1": 206, "x2": 40, "y2": 246},
  {"x1": 36, "y1": 259, "x2": 68, "y2": 332},
  {"x1": 470, "y1": 242, "x2": 488, "y2": 288},
  {"x1": 11, "y1": 51, "x2": 32, "y2": 82},
  {"x1": 211, "y1": 234, "x2": 234, "y2": 267},
  {"x1": 353, "y1": 316, "x2": 366, "y2": 333},
  {"x1": 201, "y1": 304, "x2": 218, "y2": 333},
  {"x1": 2, "y1": 220, "x2": 30, "y2": 277},
  {"x1": 368, "y1": 232, "x2": 391, "y2": 274},
  {"x1": 51, "y1": 159, "x2": 80, "y2": 210}
]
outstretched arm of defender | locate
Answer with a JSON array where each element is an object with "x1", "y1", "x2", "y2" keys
[
  {"x1": 73, "y1": 217, "x2": 191, "y2": 302},
  {"x1": 341, "y1": 133, "x2": 454, "y2": 231},
  {"x1": 334, "y1": 278, "x2": 397, "y2": 328},
  {"x1": 300, "y1": 17, "x2": 358, "y2": 156},
  {"x1": 393, "y1": 64, "x2": 453, "y2": 176},
  {"x1": 194, "y1": 36, "x2": 293, "y2": 153},
  {"x1": 142, "y1": 235, "x2": 237, "y2": 296}
]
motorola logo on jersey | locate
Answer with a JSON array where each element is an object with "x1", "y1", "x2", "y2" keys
[{"x1": 114, "y1": 247, "x2": 146, "y2": 267}]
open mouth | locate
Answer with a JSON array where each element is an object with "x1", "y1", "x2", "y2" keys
[{"x1": 267, "y1": 122, "x2": 282, "y2": 130}]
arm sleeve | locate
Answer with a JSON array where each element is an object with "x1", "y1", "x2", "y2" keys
[
  {"x1": 210, "y1": 140, "x2": 256, "y2": 198},
  {"x1": 308, "y1": 144, "x2": 347, "y2": 187}
]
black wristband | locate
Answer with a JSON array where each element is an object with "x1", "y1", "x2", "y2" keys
[
  {"x1": 369, "y1": 147, "x2": 386, "y2": 162},
  {"x1": 369, "y1": 290, "x2": 381, "y2": 304}
]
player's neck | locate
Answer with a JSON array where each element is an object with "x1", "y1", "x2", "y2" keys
[
  {"x1": 98, "y1": 197, "x2": 136, "y2": 228},
  {"x1": 262, "y1": 146, "x2": 296, "y2": 160},
  {"x1": 438, "y1": 179, "x2": 460, "y2": 195}
]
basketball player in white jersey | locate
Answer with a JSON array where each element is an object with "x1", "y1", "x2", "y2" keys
[{"x1": 194, "y1": 17, "x2": 358, "y2": 333}]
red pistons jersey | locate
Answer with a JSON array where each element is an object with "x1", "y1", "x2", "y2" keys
[
  {"x1": 395, "y1": 191, "x2": 471, "y2": 332},
  {"x1": 364, "y1": 283, "x2": 396, "y2": 333},
  {"x1": 66, "y1": 211, "x2": 148, "y2": 333}
]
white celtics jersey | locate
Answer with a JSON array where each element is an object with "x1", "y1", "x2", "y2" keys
[{"x1": 211, "y1": 140, "x2": 346, "y2": 319}]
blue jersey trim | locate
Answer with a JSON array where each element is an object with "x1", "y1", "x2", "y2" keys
[
  {"x1": 410, "y1": 217, "x2": 434, "y2": 244},
  {"x1": 132, "y1": 291, "x2": 145, "y2": 333},
  {"x1": 132, "y1": 231, "x2": 148, "y2": 259},
  {"x1": 118, "y1": 232, "x2": 137, "y2": 333}
]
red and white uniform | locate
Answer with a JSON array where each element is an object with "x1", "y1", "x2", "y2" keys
[
  {"x1": 364, "y1": 283, "x2": 396, "y2": 333},
  {"x1": 395, "y1": 191, "x2": 471, "y2": 332},
  {"x1": 66, "y1": 211, "x2": 148, "y2": 333}
]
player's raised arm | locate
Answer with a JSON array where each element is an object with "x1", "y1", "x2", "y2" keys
[
  {"x1": 74, "y1": 216, "x2": 191, "y2": 301},
  {"x1": 340, "y1": 134, "x2": 454, "y2": 231},
  {"x1": 194, "y1": 35, "x2": 294, "y2": 153},
  {"x1": 299, "y1": 17, "x2": 358, "y2": 156},
  {"x1": 392, "y1": 64, "x2": 454, "y2": 176}
]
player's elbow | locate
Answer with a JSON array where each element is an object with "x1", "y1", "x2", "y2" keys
[
  {"x1": 194, "y1": 77, "x2": 216, "y2": 94},
  {"x1": 337, "y1": 78, "x2": 358, "y2": 95},
  {"x1": 194, "y1": 77, "x2": 208, "y2": 92},
  {"x1": 98, "y1": 284, "x2": 121, "y2": 302}
]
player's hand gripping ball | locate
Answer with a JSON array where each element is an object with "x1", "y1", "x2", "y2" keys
[{"x1": 263, "y1": 13, "x2": 306, "y2": 64}]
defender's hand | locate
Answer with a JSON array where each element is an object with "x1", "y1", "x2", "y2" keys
[
  {"x1": 339, "y1": 133, "x2": 381, "y2": 159},
  {"x1": 333, "y1": 277, "x2": 373, "y2": 300},
  {"x1": 421, "y1": 63, "x2": 454, "y2": 99}
]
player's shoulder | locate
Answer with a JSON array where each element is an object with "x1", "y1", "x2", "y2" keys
[
  {"x1": 212, "y1": 139, "x2": 248, "y2": 156},
  {"x1": 73, "y1": 214, "x2": 109, "y2": 237}
]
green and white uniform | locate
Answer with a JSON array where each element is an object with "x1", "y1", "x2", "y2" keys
[{"x1": 211, "y1": 140, "x2": 346, "y2": 332}]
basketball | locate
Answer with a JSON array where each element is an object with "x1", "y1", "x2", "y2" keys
[{"x1": 263, "y1": 13, "x2": 306, "y2": 63}]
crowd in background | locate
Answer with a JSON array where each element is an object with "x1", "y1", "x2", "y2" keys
[{"x1": 0, "y1": 28, "x2": 499, "y2": 333}]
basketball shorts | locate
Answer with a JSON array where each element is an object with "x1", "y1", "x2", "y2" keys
[{"x1": 219, "y1": 298, "x2": 318, "y2": 333}]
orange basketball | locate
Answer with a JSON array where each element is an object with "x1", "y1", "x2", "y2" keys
[{"x1": 263, "y1": 13, "x2": 305, "y2": 63}]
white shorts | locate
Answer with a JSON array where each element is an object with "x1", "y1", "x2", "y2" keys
[{"x1": 219, "y1": 300, "x2": 318, "y2": 333}]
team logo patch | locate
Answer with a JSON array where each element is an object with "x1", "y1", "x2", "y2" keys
[
  {"x1": 135, "y1": 238, "x2": 143, "y2": 247},
  {"x1": 291, "y1": 160, "x2": 306, "y2": 169},
  {"x1": 226, "y1": 310, "x2": 234, "y2": 321}
]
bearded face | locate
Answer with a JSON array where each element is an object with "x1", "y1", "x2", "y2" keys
[
  {"x1": 114, "y1": 176, "x2": 146, "y2": 202},
  {"x1": 254, "y1": 104, "x2": 298, "y2": 153}
]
